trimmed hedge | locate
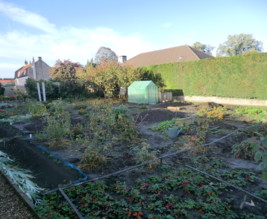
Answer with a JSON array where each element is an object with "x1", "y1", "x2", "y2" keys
[{"x1": 144, "y1": 53, "x2": 267, "y2": 99}]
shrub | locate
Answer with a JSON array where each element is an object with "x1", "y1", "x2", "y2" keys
[
  {"x1": 232, "y1": 137, "x2": 260, "y2": 160},
  {"x1": 27, "y1": 99, "x2": 47, "y2": 118},
  {"x1": 134, "y1": 143, "x2": 158, "y2": 168},
  {"x1": 145, "y1": 53, "x2": 267, "y2": 99},
  {"x1": 197, "y1": 106, "x2": 225, "y2": 120},
  {"x1": 25, "y1": 78, "x2": 60, "y2": 100},
  {"x1": 152, "y1": 120, "x2": 175, "y2": 132},
  {"x1": 0, "y1": 83, "x2": 5, "y2": 95},
  {"x1": 44, "y1": 112, "x2": 71, "y2": 144}
]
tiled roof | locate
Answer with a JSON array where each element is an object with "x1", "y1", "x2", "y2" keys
[
  {"x1": 15, "y1": 64, "x2": 31, "y2": 78},
  {"x1": 125, "y1": 45, "x2": 213, "y2": 67}
]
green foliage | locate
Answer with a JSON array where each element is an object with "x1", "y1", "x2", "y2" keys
[
  {"x1": 231, "y1": 131, "x2": 267, "y2": 182},
  {"x1": 43, "y1": 100, "x2": 71, "y2": 144},
  {"x1": 138, "y1": 68, "x2": 165, "y2": 88},
  {"x1": 152, "y1": 120, "x2": 174, "y2": 132},
  {"x1": 80, "y1": 61, "x2": 141, "y2": 98},
  {"x1": 217, "y1": 34, "x2": 263, "y2": 56},
  {"x1": 48, "y1": 60, "x2": 95, "y2": 99},
  {"x1": 25, "y1": 78, "x2": 60, "y2": 100},
  {"x1": 197, "y1": 106, "x2": 225, "y2": 120},
  {"x1": 37, "y1": 159, "x2": 262, "y2": 218},
  {"x1": 112, "y1": 105, "x2": 139, "y2": 140},
  {"x1": 192, "y1": 42, "x2": 214, "y2": 55},
  {"x1": 0, "y1": 83, "x2": 5, "y2": 95},
  {"x1": 234, "y1": 106, "x2": 267, "y2": 122},
  {"x1": 27, "y1": 99, "x2": 47, "y2": 118},
  {"x1": 144, "y1": 53, "x2": 267, "y2": 99},
  {"x1": 79, "y1": 103, "x2": 139, "y2": 169},
  {"x1": 134, "y1": 142, "x2": 158, "y2": 168},
  {"x1": 232, "y1": 137, "x2": 260, "y2": 159},
  {"x1": 254, "y1": 136, "x2": 267, "y2": 182},
  {"x1": 50, "y1": 60, "x2": 82, "y2": 80}
]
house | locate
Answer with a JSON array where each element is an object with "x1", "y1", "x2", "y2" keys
[
  {"x1": 125, "y1": 45, "x2": 213, "y2": 67},
  {"x1": 14, "y1": 57, "x2": 51, "y2": 86},
  {"x1": 0, "y1": 78, "x2": 15, "y2": 86}
]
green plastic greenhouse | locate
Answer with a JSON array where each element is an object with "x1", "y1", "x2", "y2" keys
[{"x1": 128, "y1": 80, "x2": 158, "y2": 104}]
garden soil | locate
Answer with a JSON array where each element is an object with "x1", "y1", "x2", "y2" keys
[{"x1": 0, "y1": 123, "x2": 84, "y2": 189}]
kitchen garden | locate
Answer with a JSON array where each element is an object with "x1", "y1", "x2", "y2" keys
[{"x1": 0, "y1": 97, "x2": 267, "y2": 218}]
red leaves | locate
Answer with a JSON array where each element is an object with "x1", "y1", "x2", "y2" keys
[
  {"x1": 128, "y1": 211, "x2": 143, "y2": 218},
  {"x1": 165, "y1": 201, "x2": 174, "y2": 209},
  {"x1": 197, "y1": 209, "x2": 205, "y2": 214},
  {"x1": 181, "y1": 181, "x2": 190, "y2": 187}
]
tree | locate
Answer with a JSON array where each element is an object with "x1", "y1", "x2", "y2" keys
[
  {"x1": 137, "y1": 68, "x2": 165, "y2": 88},
  {"x1": 49, "y1": 60, "x2": 88, "y2": 98},
  {"x1": 192, "y1": 42, "x2": 214, "y2": 55},
  {"x1": 78, "y1": 61, "x2": 141, "y2": 98},
  {"x1": 217, "y1": 34, "x2": 263, "y2": 56},
  {"x1": 94, "y1": 47, "x2": 118, "y2": 64},
  {"x1": 50, "y1": 60, "x2": 83, "y2": 80}
]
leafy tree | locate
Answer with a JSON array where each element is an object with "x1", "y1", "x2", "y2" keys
[
  {"x1": 192, "y1": 42, "x2": 214, "y2": 55},
  {"x1": 94, "y1": 47, "x2": 118, "y2": 64},
  {"x1": 49, "y1": 60, "x2": 89, "y2": 98},
  {"x1": 138, "y1": 68, "x2": 165, "y2": 88},
  {"x1": 79, "y1": 61, "x2": 140, "y2": 98},
  {"x1": 50, "y1": 60, "x2": 83, "y2": 80},
  {"x1": 217, "y1": 34, "x2": 263, "y2": 56}
]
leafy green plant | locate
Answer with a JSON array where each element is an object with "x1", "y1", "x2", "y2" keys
[
  {"x1": 27, "y1": 99, "x2": 47, "y2": 118},
  {"x1": 232, "y1": 137, "x2": 260, "y2": 159},
  {"x1": 197, "y1": 106, "x2": 225, "y2": 120},
  {"x1": 152, "y1": 120, "x2": 174, "y2": 132},
  {"x1": 134, "y1": 142, "x2": 158, "y2": 168},
  {"x1": 112, "y1": 105, "x2": 139, "y2": 140},
  {"x1": 79, "y1": 148, "x2": 107, "y2": 170},
  {"x1": 42, "y1": 100, "x2": 71, "y2": 145},
  {"x1": 254, "y1": 136, "x2": 267, "y2": 182},
  {"x1": 235, "y1": 106, "x2": 267, "y2": 122}
]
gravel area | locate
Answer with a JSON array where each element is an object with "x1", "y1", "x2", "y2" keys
[{"x1": 0, "y1": 173, "x2": 37, "y2": 219}]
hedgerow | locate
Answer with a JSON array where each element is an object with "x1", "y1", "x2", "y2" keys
[{"x1": 144, "y1": 53, "x2": 267, "y2": 99}]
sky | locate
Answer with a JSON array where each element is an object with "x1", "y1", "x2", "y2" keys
[{"x1": 0, "y1": 0, "x2": 267, "y2": 78}]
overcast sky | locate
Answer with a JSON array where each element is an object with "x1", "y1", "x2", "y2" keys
[{"x1": 0, "y1": 0, "x2": 267, "y2": 78}]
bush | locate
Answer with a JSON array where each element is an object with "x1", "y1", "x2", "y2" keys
[
  {"x1": 27, "y1": 99, "x2": 47, "y2": 118},
  {"x1": 0, "y1": 83, "x2": 5, "y2": 95},
  {"x1": 25, "y1": 78, "x2": 99, "y2": 100},
  {"x1": 25, "y1": 78, "x2": 60, "y2": 100},
  {"x1": 144, "y1": 53, "x2": 267, "y2": 99}
]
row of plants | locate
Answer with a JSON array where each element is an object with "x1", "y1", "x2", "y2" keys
[
  {"x1": 36, "y1": 156, "x2": 266, "y2": 218},
  {"x1": 231, "y1": 125, "x2": 267, "y2": 182},
  {"x1": 234, "y1": 106, "x2": 267, "y2": 122}
]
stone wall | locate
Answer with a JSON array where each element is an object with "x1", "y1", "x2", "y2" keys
[{"x1": 175, "y1": 96, "x2": 267, "y2": 107}]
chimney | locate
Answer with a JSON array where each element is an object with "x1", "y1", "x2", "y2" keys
[
  {"x1": 38, "y1": 57, "x2": 42, "y2": 61},
  {"x1": 25, "y1": 60, "x2": 28, "y2": 65},
  {"x1": 118, "y1": 55, "x2": 127, "y2": 63}
]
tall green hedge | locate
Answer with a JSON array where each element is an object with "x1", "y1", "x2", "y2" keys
[{"x1": 144, "y1": 53, "x2": 267, "y2": 99}]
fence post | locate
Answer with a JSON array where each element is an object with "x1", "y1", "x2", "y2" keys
[
  {"x1": 42, "y1": 82, "x2": 46, "y2": 102},
  {"x1": 37, "y1": 82, "x2": 42, "y2": 102}
]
